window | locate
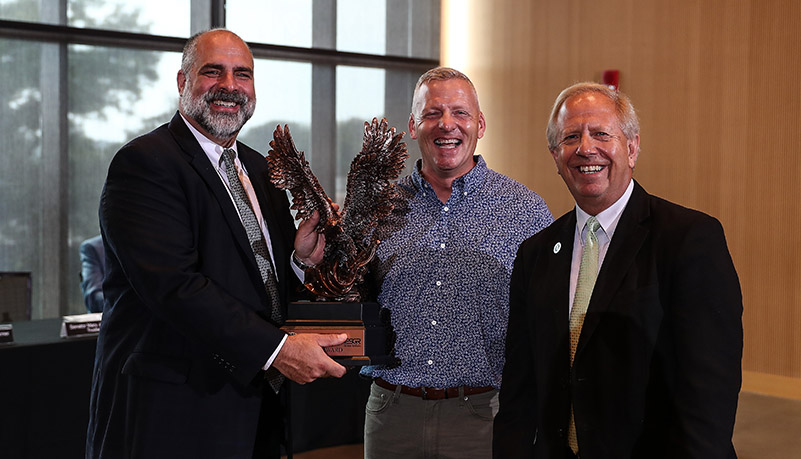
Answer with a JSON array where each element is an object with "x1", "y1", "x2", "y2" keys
[
  {"x1": 337, "y1": 0, "x2": 385, "y2": 55},
  {"x1": 0, "y1": 0, "x2": 438, "y2": 318},
  {"x1": 335, "y1": 65, "x2": 385, "y2": 201},
  {"x1": 237, "y1": 59, "x2": 312, "y2": 153},
  {"x1": 0, "y1": 38, "x2": 45, "y2": 312},
  {"x1": 227, "y1": 0, "x2": 312, "y2": 47},
  {"x1": 67, "y1": 0, "x2": 191, "y2": 37}
]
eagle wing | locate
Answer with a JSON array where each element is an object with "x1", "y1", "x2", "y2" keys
[
  {"x1": 266, "y1": 124, "x2": 338, "y2": 231},
  {"x1": 341, "y1": 118, "x2": 408, "y2": 249}
]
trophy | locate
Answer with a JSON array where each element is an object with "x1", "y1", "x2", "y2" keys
[{"x1": 267, "y1": 118, "x2": 406, "y2": 366}]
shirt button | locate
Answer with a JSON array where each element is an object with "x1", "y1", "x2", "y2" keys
[
  {"x1": 427, "y1": 359, "x2": 434, "y2": 365},
  {"x1": 443, "y1": 206, "x2": 449, "y2": 211},
  {"x1": 436, "y1": 280, "x2": 442, "y2": 286},
  {"x1": 439, "y1": 243, "x2": 446, "y2": 249},
  {"x1": 463, "y1": 191, "x2": 467, "y2": 196},
  {"x1": 431, "y1": 320, "x2": 437, "y2": 326}
]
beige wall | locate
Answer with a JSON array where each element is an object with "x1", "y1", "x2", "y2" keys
[{"x1": 442, "y1": 0, "x2": 801, "y2": 399}]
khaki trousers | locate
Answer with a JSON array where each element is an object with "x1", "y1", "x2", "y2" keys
[{"x1": 364, "y1": 381, "x2": 498, "y2": 459}]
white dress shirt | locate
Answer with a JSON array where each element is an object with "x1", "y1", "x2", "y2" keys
[{"x1": 568, "y1": 179, "x2": 635, "y2": 315}]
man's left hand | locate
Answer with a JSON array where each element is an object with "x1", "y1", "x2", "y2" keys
[{"x1": 294, "y1": 210, "x2": 325, "y2": 266}]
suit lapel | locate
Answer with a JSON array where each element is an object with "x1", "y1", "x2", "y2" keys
[
  {"x1": 166, "y1": 113, "x2": 263, "y2": 280},
  {"x1": 544, "y1": 212, "x2": 578, "y2": 352},
  {"x1": 575, "y1": 181, "x2": 651, "y2": 360}
]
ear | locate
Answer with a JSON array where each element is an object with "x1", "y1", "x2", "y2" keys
[
  {"x1": 177, "y1": 70, "x2": 187, "y2": 95},
  {"x1": 477, "y1": 112, "x2": 487, "y2": 139},
  {"x1": 408, "y1": 113, "x2": 418, "y2": 140},
  {"x1": 627, "y1": 134, "x2": 640, "y2": 168},
  {"x1": 550, "y1": 147, "x2": 562, "y2": 175}
]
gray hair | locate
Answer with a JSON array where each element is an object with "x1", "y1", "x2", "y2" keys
[
  {"x1": 546, "y1": 82, "x2": 639, "y2": 151},
  {"x1": 411, "y1": 67, "x2": 480, "y2": 119}
]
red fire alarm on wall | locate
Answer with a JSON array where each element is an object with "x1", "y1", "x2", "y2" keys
[{"x1": 603, "y1": 70, "x2": 619, "y2": 90}]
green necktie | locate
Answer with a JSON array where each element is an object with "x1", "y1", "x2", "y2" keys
[{"x1": 568, "y1": 216, "x2": 601, "y2": 453}]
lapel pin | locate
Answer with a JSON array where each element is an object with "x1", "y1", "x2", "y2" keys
[{"x1": 553, "y1": 242, "x2": 561, "y2": 254}]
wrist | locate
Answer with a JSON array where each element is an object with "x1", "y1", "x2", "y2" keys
[{"x1": 291, "y1": 250, "x2": 315, "y2": 271}]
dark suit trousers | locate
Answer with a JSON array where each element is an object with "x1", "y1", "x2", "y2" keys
[{"x1": 253, "y1": 387, "x2": 285, "y2": 459}]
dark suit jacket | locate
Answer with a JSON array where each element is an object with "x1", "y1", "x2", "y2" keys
[
  {"x1": 87, "y1": 112, "x2": 299, "y2": 458},
  {"x1": 80, "y1": 234, "x2": 106, "y2": 313},
  {"x1": 494, "y1": 181, "x2": 743, "y2": 459}
]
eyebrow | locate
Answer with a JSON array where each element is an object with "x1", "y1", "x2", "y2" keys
[
  {"x1": 425, "y1": 103, "x2": 472, "y2": 113},
  {"x1": 199, "y1": 63, "x2": 253, "y2": 74}
]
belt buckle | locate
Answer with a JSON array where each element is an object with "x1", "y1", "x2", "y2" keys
[{"x1": 421, "y1": 387, "x2": 429, "y2": 400}]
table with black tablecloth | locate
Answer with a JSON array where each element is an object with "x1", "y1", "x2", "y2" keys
[{"x1": 0, "y1": 319, "x2": 370, "y2": 459}]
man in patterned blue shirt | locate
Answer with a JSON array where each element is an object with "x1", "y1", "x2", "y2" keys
[{"x1": 361, "y1": 67, "x2": 553, "y2": 458}]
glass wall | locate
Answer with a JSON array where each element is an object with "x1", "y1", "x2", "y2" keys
[
  {"x1": 337, "y1": 0, "x2": 385, "y2": 55},
  {"x1": 0, "y1": 38, "x2": 44, "y2": 314},
  {"x1": 238, "y1": 59, "x2": 312, "y2": 154},
  {"x1": 0, "y1": 0, "x2": 439, "y2": 318},
  {"x1": 67, "y1": 0, "x2": 191, "y2": 36},
  {"x1": 227, "y1": 0, "x2": 312, "y2": 47}
]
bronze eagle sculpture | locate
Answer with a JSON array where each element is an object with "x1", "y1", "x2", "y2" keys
[{"x1": 266, "y1": 118, "x2": 408, "y2": 302}]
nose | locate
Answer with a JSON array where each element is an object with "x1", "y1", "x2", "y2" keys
[
  {"x1": 577, "y1": 132, "x2": 594, "y2": 156},
  {"x1": 438, "y1": 112, "x2": 455, "y2": 131},
  {"x1": 218, "y1": 70, "x2": 237, "y2": 91}
]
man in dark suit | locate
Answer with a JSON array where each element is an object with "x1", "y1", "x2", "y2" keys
[
  {"x1": 80, "y1": 235, "x2": 106, "y2": 313},
  {"x1": 493, "y1": 83, "x2": 743, "y2": 458},
  {"x1": 86, "y1": 29, "x2": 347, "y2": 459}
]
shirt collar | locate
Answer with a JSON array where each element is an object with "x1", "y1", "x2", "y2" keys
[
  {"x1": 575, "y1": 179, "x2": 634, "y2": 242},
  {"x1": 410, "y1": 154, "x2": 489, "y2": 196},
  {"x1": 179, "y1": 113, "x2": 238, "y2": 168}
]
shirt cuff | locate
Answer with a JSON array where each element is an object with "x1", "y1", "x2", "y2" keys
[
  {"x1": 290, "y1": 250, "x2": 307, "y2": 283},
  {"x1": 263, "y1": 333, "x2": 288, "y2": 370}
]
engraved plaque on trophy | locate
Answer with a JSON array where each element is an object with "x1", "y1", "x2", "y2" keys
[{"x1": 281, "y1": 301, "x2": 398, "y2": 366}]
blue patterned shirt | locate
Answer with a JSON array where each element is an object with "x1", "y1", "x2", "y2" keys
[{"x1": 361, "y1": 155, "x2": 553, "y2": 388}]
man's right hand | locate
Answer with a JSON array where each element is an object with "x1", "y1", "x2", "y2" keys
[{"x1": 272, "y1": 333, "x2": 348, "y2": 384}]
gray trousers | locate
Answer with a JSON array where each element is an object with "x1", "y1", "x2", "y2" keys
[{"x1": 364, "y1": 382, "x2": 499, "y2": 459}]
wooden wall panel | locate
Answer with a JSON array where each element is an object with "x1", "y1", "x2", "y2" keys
[{"x1": 442, "y1": 0, "x2": 801, "y2": 396}]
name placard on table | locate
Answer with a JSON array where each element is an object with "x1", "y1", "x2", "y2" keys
[
  {"x1": 60, "y1": 312, "x2": 102, "y2": 338},
  {"x1": 0, "y1": 323, "x2": 13, "y2": 344}
]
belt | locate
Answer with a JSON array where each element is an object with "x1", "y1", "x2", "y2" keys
[{"x1": 374, "y1": 377, "x2": 494, "y2": 400}]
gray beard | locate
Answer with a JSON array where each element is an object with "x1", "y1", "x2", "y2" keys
[{"x1": 180, "y1": 84, "x2": 255, "y2": 140}]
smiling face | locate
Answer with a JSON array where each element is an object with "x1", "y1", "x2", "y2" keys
[
  {"x1": 409, "y1": 78, "x2": 486, "y2": 181},
  {"x1": 550, "y1": 92, "x2": 639, "y2": 215},
  {"x1": 177, "y1": 30, "x2": 256, "y2": 148}
]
